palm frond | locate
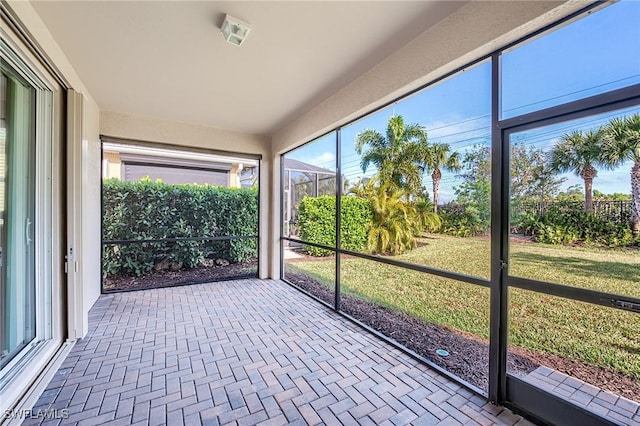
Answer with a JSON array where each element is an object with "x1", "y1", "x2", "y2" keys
[{"x1": 603, "y1": 114, "x2": 640, "y2": 165}]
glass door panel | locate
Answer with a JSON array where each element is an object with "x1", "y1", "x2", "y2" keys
[
  {"x1": 508, "y1": 289, "x2": 640, "y2": 412},
  {"x1": 506, "y1": 107, "x2": 640, "y2": 422},
  {"x1": 508, "y1": 106, "x2": 640, "y2": 298},
  {"x1": 0, "y1": 68, "x2": 37, "y2": 370}
]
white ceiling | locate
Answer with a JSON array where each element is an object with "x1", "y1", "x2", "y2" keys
[{"x1": 31, "y1": 1, "x2": 467, "y2": 136}]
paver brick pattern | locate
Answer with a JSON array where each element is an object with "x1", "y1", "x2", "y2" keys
[
  {"x1": 524, "y1": 367, "x2": 640, "y2": 425},
  {"x1": 23, "y1": 279, "x2": 533, "y2": 426}
]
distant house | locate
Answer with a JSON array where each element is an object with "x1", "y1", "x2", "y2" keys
[
  {"x1": 282, "y1": 158, "x2": 336, "y2": 237},
  {"x1": 102, "y1": 142, "x2": 258, "y2": 188}
]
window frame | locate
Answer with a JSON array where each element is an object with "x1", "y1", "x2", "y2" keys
[{"x1": 0, "y1": 36, "x2": 57, "y2": 410}]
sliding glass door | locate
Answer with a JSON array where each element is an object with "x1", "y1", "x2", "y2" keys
[
  {"x1": 1, "y1": 21, "x2": 62, "y2": 413},
  {"x1": 0, "y1": 64, "x2": 37, "y2": 370}
]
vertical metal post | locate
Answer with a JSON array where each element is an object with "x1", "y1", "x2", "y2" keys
[
  {"x1": 314, "y1": 173, "x2": 319, "y2": 197},
  {"x1": 335, "y1": 130, "x2": 342, "y2": 311},
  {"x1": 489, "y1": 53, "x2": 508, "y2": 403},
  {"x1": 100, "y1": 140, "x2": 104, "y2": 293},
  {"x1": 288, "y1": 171, "x2": 292, "y2": 237},
  {"x1": 255, "y1": 160, "x2": 262, "y2": 278},
  {"x1": 280, "y1": 157, "x2": 285, "y2": 280},
  {"x1": 620, "y1": 200, "x2": 623, "y2": 224}
]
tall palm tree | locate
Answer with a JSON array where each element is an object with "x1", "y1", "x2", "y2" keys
[
  {"x1": 602, "y1": 113, "x2": 640, "y2": 236},
  {"x1": 423, "y1": 143, "x2": 460, "y2": 213},
  {"x1": 354, "y1": 115, "x2": 428, "y2": 198},
  {"x1": 549, "y1": 128, "x2": 607, "y2": 213}
]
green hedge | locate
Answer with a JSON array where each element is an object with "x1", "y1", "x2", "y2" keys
[
  {"x1": 297, "y1": 195, "x2": 371, "y2": 256},
  {"x1": 102, "y1": 178, "x2": 258, "y2": 276},
  {"x1": 514, "y1": 202, "x2": 637, "y2": 247}
]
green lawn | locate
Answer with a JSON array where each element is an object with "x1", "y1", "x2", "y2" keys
[{"x1": 285, "y1": 235, "x2": 640, "y2": 379}]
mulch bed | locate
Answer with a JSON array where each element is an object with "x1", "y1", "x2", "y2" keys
[
  {"x1": 103, "y1": 261, "x2": 257, "y2": 292},
  {"x1": 285, "y1": 271, "x2": 640, "y2": 400}
]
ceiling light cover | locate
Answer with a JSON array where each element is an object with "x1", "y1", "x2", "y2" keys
[{"x1": 221, "y1": 14, "x2": 251, "y2": 46}]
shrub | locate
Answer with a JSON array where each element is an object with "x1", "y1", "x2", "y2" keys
[
  {"x1": 203, "y1": 185, "x2": 259, "y2": 261},
  {"x1": 349, "y1": 179, "x2": 440, "y2": 254},
  {"x1": 297, "y1": 195, "x2": 371, "y2": 256},
  {"x1": 516, "y1": 202, "x2": 637, "y2": 247},
  {"x1": 439, "y1": 203, "x2": 489, "y2": 237},
  {"x1": 366, "y1": 185, "x2": 422, "y2": 255},
  {"x1": 341, "y1": 196, "x2": 373, "y2": 251},
  {"x1": 414, "y1": 197, "x2": 443, "y2": 234},
  {"x1": 102, "y1": 178, "x2": 258, "y2": 276}
]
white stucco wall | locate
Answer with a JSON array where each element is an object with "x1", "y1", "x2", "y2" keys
[{"x1": 100, "y1": 110, "x2": 269, "y2": 155}]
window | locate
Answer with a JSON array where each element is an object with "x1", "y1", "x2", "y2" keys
[{"x1": 501, "y1": 0, "x2": 640, "y2": 118}]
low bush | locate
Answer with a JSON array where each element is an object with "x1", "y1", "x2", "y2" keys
[
  {"x1": 515, "y1": 203, "x2": 637, "y2": 247},
  {"x1": 102, "y1": 178, "x2": 258, "y2": 276},
  {"x1": 297, "y1": 196, "x2": 371, "y2": 256},
  {"x1": 439, "y1": 203, "x2": 490, "y2": 237}
]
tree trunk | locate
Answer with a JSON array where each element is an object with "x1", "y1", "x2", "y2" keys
[
  {"x1": 631, "y1": 162, "x2": 640, "y2": 236},
  {"x1": 584, "y1": 177, "x2": 593, "y2": 213},
  {"x1": 580, "y1": 164, "x2": 597, "y2": 213},
  {"x1": 432, "y1": 168, "x2": 441, "y2": 213}
]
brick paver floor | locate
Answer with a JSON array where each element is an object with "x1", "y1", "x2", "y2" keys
[
  {"x1": 523, "y1": 367, "x2": 639, "y2": 425},
  {"x1": 24, "y1": 279, "x2": 534, "y2": 426}
]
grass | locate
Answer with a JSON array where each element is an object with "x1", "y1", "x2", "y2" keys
[{"x1": 285, "y1": 234, "x2": 640, "y2": 380}]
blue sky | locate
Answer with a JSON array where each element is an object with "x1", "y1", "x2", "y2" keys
[{"x1": 286, "y1": 0, "x2": 640, "y2": 203}]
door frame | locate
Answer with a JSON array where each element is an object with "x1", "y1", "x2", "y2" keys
[
  {"x1": 0, "y1": 28, "x2": 66, "y2": 416},
  {"x1": 493, "y1": 83, "x2": 640, "y2": 424}
]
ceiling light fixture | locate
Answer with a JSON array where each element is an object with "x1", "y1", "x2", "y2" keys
[{"x1": 220, "y1": 14, "x2": 251, "y2": 46}]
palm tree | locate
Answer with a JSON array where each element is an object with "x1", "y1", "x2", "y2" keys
[
  {"x1": 353, "y1": 180, "x2": 421, "y2": 254},
  {"x1": 354, "y1": 115, "x2": 428, "y2": 198},
  {"x1": 423, "y1": 143, "x2": 460, "y2": 213},
  {"x1": 350, "y1": 178, "x2": 441, "y2": 254},
  {"x1": 549, "y1": 128, "x2": 607, "y2": 213},
  {"x1": 413, "y1": 195, "x2": 443, "y2": 234},
  {"x1": 602, "y1": 113, "x2": 640, "y2": 236}
]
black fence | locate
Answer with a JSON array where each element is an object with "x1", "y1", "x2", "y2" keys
[
  {"x1": 102, "y1": 235, "x2": 258, "y2": 293},
  {"x1": 511, "y1": 200, "x2": 631, "y2": 225}
]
